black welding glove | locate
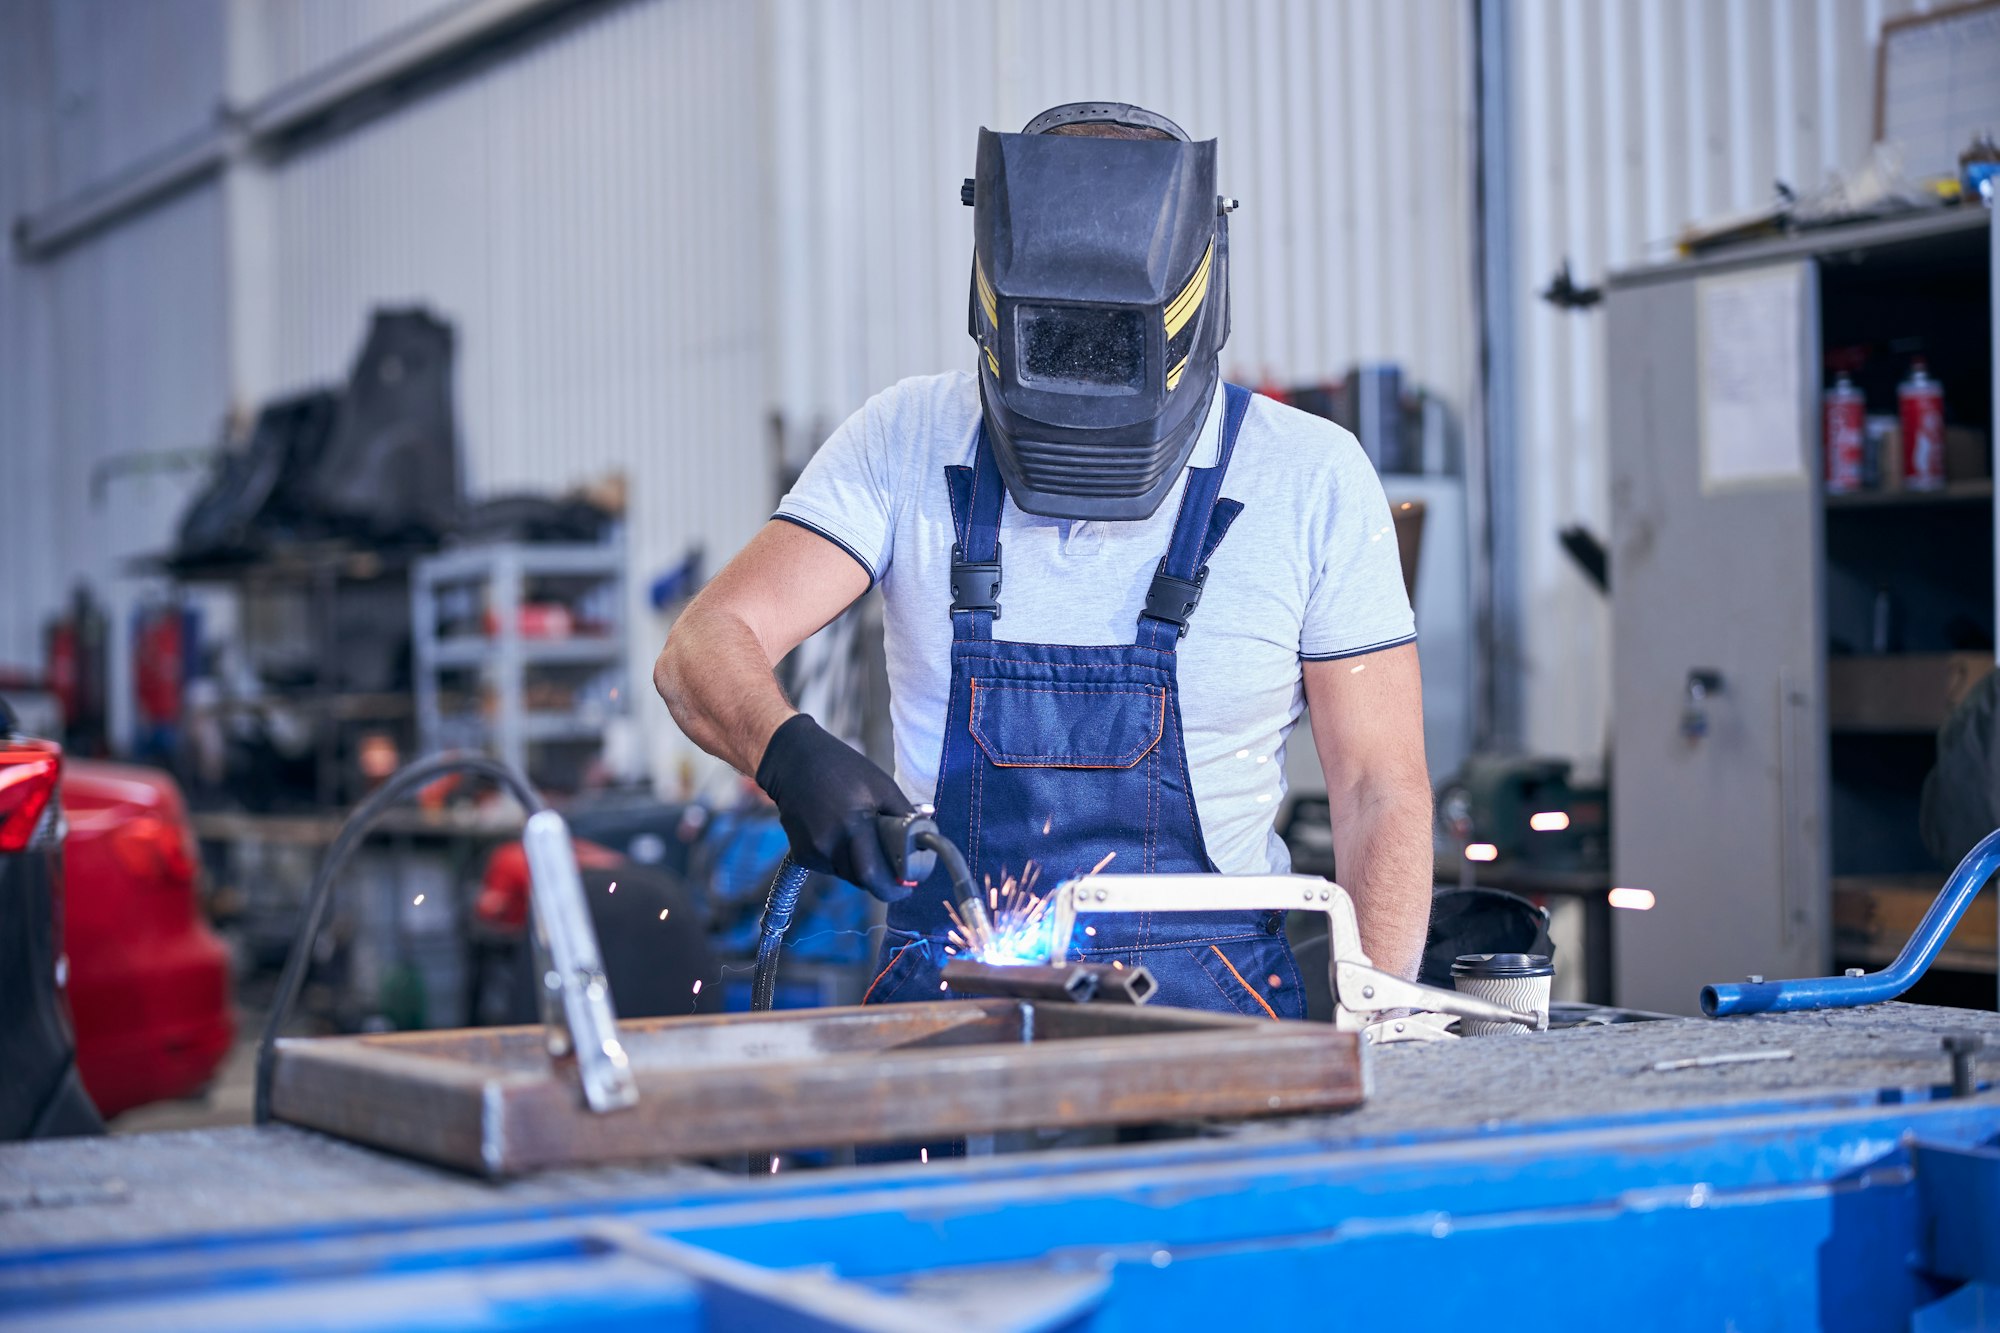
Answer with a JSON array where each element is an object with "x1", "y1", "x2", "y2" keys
[{"x1": 755, "y1": 713, "x2": 915, "y2": 902}]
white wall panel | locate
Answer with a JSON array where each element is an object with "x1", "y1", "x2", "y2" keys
[
  {"x1": 1505, "y1": 0, "x2": 1921, "y2": 767},
  {"x1": 44, "y1": 0, "x2": 224, "y2": 199},
  {"x1": 266, "y1": 0, "x2": 770, "y2": 780},
  {"x1": 8, "y1": 185, "x2": 228, "y2": 738},
  {"x1": 258, "y1": 0, "x2": 469, "y2": 95},
  {"x1": 0, "y1": 0, "x2": 228, "y2": 709}
]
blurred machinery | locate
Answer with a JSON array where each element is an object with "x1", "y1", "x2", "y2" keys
[{"x1": 1436, "y1": 754, "x2": 1610, "y2": 881}]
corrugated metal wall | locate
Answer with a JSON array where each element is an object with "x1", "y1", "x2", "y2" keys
[
  {"x1": 256, "y1": 0, "x2": 470, "y2": 95},
  {"x1": 0, "y1": 0, "x2": 230, "y2": 748},
  {"x1": 264, "y1": 0, "x2": 770, "y2": 777},
  {"x1": 3, "y1": 0, "x2": 1944, "y2": 776},
  {"x1": 46, "y1": 0, "x2": 224, "y2": 192},
  {"x1": 1505, "y1": 0, "x2": 1933, "y2": 767},
  {"x1": 770, "y1": 0, "x2": 1478, "y2": 441}
]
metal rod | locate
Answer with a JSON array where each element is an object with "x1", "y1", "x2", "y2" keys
[
  {"x1": 1702, "y1": 826, "x2": 2000, "y2": 1017},
  {"x1": 941, "y1": 958, "x2": 1156, "y2": 1006}
]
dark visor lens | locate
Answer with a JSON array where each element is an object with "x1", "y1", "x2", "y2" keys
[{"x1": 1016, "y1": 305, "x2": 1146, "y2": 391}]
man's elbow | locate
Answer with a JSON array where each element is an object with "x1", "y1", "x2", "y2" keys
[{"x1": 653, "y1": 611, "x2": 701, "y2": 718}]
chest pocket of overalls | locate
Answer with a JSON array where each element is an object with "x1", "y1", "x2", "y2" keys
[
  {"x1": 962, "y1": 677, "x2": 1170, "y2": 882},
  {"x1": 968, "y1": 681, "x2": 1165, "y2": 768}
]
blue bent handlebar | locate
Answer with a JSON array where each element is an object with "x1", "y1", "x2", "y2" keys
[{"x1": 1702, "y1": 826, "x2": 2000, "y2": 1017}]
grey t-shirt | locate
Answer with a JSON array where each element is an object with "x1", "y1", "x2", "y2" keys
[{"x1": 776, "y1": 371, "x2": 1415, "y2": 875}]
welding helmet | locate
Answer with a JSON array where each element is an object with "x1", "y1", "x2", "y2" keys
[{"x1": 965, "y1": 102, "x2": 1232, "y2": 521}]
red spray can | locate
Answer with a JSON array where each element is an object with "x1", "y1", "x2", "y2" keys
[
  {"x1": 1823, "y1": 373, "x2": 1866, "y2": 493},
  {"x1": 1900, "y1": 360, "x2": 1946, "y2": 490}
]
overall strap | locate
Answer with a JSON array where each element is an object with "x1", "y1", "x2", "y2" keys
[
  {"x1": 1136, "y1": 383, "x2": 1251, "y2": 651},
  {"x1": 944, "y1": 423, "x2": 1007, "y2": 642}
]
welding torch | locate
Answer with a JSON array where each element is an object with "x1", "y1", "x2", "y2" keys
[{"x1": 750, "y1": 810, "x2": 988, "y2": 1012}]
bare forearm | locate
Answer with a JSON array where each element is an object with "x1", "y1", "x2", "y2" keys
[
  {"x1": 1333, "y1": 777, "x2": 1434, "y2": 980},
  {"x1": 654, "y1": 601, "x2": 796, "y2": 777}
]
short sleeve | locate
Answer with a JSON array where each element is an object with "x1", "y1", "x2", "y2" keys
[
  {"x1": 1297, "y1": 441, "x2": 1417, "y2": 661},
  {"x1": 772, "y1": 387, "x2": 902, "y2": 583}
]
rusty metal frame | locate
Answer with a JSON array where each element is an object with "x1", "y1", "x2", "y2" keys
[{"x1": 268, "y1": 1000, "x2": 1363, "y2": 1177}]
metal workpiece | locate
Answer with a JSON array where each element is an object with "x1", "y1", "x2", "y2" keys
[
  {"x1": 267, "y1": 999, "x2": 1363, "y2": 1176},
  {"x1": 521, "y1": 810, "x2": 638, "y2": 1114},
  {"x1": 1702, "y1": 826, "x2": 2000, "y2": 1018},
  {"x1": 940, "y1": 958, "x2": 1157, "y2": 1005},
  {"x1": 1048, "y1": 874, "x2": 1537, "y2": 1036}
]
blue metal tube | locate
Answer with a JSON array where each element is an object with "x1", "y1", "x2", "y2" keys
[{"x1": 1702, "y1": 826, "x2": 2000, "y2": 1017}]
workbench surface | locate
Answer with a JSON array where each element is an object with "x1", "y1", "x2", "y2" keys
[{"x1": 6, "y1": 1002, "x2": 1997, "y2": 1255}]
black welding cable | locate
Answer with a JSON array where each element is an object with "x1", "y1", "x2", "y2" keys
[
  {"x1": 750, "y1": 827, "x2": 981, "y2": 1012},
  {"x1": 750, "y1": 857, "x2": 811, "y2": 1012},
  {"x1": 252, "y1": 752, "x2": 545, "y2": 1124},
  {"x1": 914, "y1": 828, "x2": 977, "y2": 914}
]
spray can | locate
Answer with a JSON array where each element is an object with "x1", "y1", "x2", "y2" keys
[
  {"x1": 1823, "y1": 373, "x2": 1866, "y2": 493},
  {"x1": 1900, "y1": 360, "x2": 1946, "y2": 491}
]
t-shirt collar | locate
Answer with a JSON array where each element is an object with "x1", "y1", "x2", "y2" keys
[{"x1": 1182, "y1": 378, "x2": 1229, "y2": 472}]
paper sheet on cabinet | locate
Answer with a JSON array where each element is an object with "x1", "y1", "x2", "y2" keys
[{"x1": 1697, "y1": 265, "x2": 1806, "y2": 492}]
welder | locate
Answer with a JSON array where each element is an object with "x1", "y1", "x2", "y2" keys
[{"x1": 656, "y1": 103, "x2": 1430, "y2": 1017}]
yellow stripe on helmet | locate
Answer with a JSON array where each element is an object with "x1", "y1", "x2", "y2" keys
[
  {"x1": 975, "y1": 260, "x2": 998, "y2": 329},
  {"x1": 1165, "y1": 353, "x2": 1190, "y2": 391},
  {"x1": 1163, "y1": 240, "x2": 1213, "y2": 339}
]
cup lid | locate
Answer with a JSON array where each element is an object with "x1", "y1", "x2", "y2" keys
[{"x1": 1450, "y1": 952, "x2": 1554, "y2": 980}]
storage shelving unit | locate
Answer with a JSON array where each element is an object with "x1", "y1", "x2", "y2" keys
[
  {"x1": 1606, "y1": 206, "x2": 1997, "y2": 1015},
  {"x1": 412, "y1": 541, "x2": 628, "y2": 791}
]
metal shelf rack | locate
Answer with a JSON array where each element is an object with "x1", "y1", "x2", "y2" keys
[{"x1": 412, "y1": 541, "x2": 627, "y2": 786}]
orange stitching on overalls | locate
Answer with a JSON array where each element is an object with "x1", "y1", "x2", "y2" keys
[
  {"x1": 863, "y1": 946, "x2": 913, "y2": 1004},
  {"x1": 1210, "y1": 945, "x2": 1279, "y2": 1020}
]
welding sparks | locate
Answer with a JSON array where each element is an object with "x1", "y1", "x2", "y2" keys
[
  {"x1": 608, "y1": 881, "x2": 617, "y2": 894},
  {"x1": 412, "y1": 894, "x2": 425, "y2": 906},
  {"x1": 1043, "y1": 815, "x2": 1052, "y2": 834},
  {"x1": 921, "y1": 1147, "x2": 929, "y2": 1164},
  {"x1": 692, "y1": 979, "x2": 703, "y2": 994},
  {"x1": 1464, "y1": 842, "x2": 1499, "y2": 863},
  {"x1": 945, "y1": 862, "x2": 1060, "y2": 965},
  {"x1": 659, "y1": 908, "x2": 670, "y2": 920}
]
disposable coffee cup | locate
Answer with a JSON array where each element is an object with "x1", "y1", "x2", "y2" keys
[{"x1": 1450, "y1": 953, "x2": 1553, "y2": 1036}]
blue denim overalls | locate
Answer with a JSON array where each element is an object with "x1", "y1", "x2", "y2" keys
[{"x1": 865, "y1": 384, "x2": 1306, "y2": 1019}]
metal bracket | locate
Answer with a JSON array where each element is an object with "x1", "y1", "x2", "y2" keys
[
  {"x1": 1046, "y1": 874, "x2": 1537, "y2": 1038},
  {"x1": 522, "y1": 810, "x2": 638, "y2": 1113}
]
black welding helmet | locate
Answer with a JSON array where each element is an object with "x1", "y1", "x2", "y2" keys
[{"x1": 965, "y1": 103, "x2": 1232, "y2": 521}]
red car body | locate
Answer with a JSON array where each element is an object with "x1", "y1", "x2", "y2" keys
[{"x1": 61, "y1": 762, "x2": 234, "y2": 1118}]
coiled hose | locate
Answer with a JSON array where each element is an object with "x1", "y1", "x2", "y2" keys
[
  {"x1": 254, "y1": 752, "x2": 546, "y2": 1123},
  {"x1": 750, "y1": 858, "x2": 812, "y2": 1012},
  {"x1": 749, "y1": 827, "x2": 979, "y2": 1012}
]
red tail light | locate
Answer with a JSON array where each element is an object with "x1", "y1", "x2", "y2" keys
[
  {"x1": 0, "y1": 738, "x2": 62, "y2": 853},
  {"x1": 108, "y1": 812, "x2": 198, "y2": 885}
]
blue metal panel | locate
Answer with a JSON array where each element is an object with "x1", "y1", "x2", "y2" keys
[
  {"x1": 1915, "y1": 1138, "x2": 2000, "y2": 1286},
  {"x1": 6, "y1": 1097, "x2": 2000, "y2": 1330}
]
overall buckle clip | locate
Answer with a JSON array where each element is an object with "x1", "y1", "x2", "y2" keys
[
  {"x1": 950, "y1": 543, "x2": 1002, "y2": 618},
  {"x1": 1142, "y1": 562, "x2": 1207, "y2": 638}
]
